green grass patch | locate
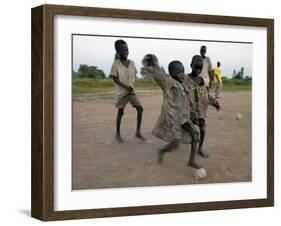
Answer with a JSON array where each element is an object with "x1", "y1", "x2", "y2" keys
[
  {"x1": 73, "y1": 78, "x2": 160, "y2": 95},
  {"x1": 73, "y1": 78, "x2": 251, "y2": 95},
  {"x1": 212, "y1": 79, "x2": 252, "y2": 91}
]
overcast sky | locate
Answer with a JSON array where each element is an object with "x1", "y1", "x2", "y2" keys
[{"x1": 72, "y1": 35, "x2": 253, "y2": 78}]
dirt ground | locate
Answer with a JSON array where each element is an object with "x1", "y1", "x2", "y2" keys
[{"x1": 72, "y1": 91, "x2": 251, "y2": 190}]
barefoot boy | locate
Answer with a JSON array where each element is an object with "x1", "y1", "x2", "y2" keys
[
  {"x1": 110, "y1": 39, "x2": 145, "y2": 143},
  {"x1": 183, "y1": 55, "x2": 220, "y2": 158},
  {"x1": 142, "y1": 54, "x2": 201, "y2": 169},
  {"x1": 199, "y1": 45, "x2": 213, "y2": 91}
]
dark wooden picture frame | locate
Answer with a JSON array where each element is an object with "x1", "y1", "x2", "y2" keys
[{"x1": 31, "y1": 4, "x2": 274, "y2": 221}]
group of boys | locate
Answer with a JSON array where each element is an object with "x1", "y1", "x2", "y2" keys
[{"x1": 110, "y1": 39, "x2": 220, "y2": 169}]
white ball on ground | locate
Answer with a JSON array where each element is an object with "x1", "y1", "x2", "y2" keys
[
  {"x1": 194, "y1": 168, "x2": 207, "y2": 180},
  {"x1": 235, "y1": 112, "x2": 242, "y2": 120}
]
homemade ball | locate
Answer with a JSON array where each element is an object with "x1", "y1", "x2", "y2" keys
[
  {"x1": 194, "y1": 168, "x2": 207, "y2": 180},
  {"x1": 235, "y1": 112, "x2": 242, "y2": 120}
]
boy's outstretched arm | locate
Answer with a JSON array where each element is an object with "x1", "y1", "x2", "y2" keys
[
  {"x1": 142, "y1": 54, "x2": 168, "y2": 91},
  {"x1": 112, "y1": 75, "x2": 134, "y2": 92},
  {"x1": 208, "y1": 94, "x2": 221, "y2": 111},
  {"x1": 142, "y1": 54, "x2": 159, "y2": 67}
]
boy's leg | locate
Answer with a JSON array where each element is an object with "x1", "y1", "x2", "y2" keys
[
  {"x1": 198, "y1": 118, "x2": 208, "y2": 158},
  {"x1": 215, "y1": 83, "x2": 222, "y2": 98},
  {"x1": 158, "y1": 139, "x2": 181, "y2": 164},
  {"x1": 115, "y1": 94, "x2": 131, "y2": 143},
  {"x1": 135, "y1": 106, "x2": 146, "y2": 140},
  {"x1": 116, "y1": 108, "x2": 124, "y2": 143},
  {"x1": 215, "y1": 84, "x2": 218, "y2": 98},
  {"x1": 129, "y1": 94, "x2": 146, "y2": 140},
  {"x1": 218, "y1": 83, "x2": 222, "y2": 97},
  {"x1": 215, "y1": 84, "x2": 219, "y2": 98},
  {"x1": 181, "y1": 123, "x2": 201, "y2": 169}
]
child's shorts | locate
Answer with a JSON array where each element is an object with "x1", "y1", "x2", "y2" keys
[{"x1": 116, "y1": 93, "x2": 142, "y2": 109}]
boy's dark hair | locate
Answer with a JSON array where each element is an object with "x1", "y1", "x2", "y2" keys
[
  {"x1": 115, "y1": 39, "x2": 127, "y2": 51},
  {"x1": 168, "y1": 60, "x2": 183, "y2": 75},
  {"x1": 200, "y1": 45, "x2": 207, "y2": 50},
  {"x1": 217, "y1": 61, "x2": 221, "y2": 67},
  {"x1": 191, "y1": 55, "x2": 203, "y2": 65}
]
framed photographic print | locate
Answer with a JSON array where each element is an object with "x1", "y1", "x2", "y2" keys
[{"x1": 31, "y1": 4, "x2": 274, "y2": 221}]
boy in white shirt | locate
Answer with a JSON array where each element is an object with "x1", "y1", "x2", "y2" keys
[{"x1": 110, "y1": 40, "x2": 145, "y2": 143}]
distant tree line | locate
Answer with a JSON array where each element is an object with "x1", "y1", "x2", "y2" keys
[
  {"x1": 73, "y1": 64, "x2": 252, "y2": 81},
  {"x1": 232, "y1": 67, "x2": 251, "y2": 80},
  {"x1": 73, "y1": 64, "x2": 106, "y2": 79},
  {"x1": 140, "y1": 66, "x2": 252, "y2": 81}
]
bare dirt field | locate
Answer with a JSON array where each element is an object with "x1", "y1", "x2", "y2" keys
[{"x1": 72, "y1": 91, "x2": 251, "y2": 190}]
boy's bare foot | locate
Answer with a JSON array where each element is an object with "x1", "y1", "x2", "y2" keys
[
  {"x1": 188, "y1": 160, "x2": 201, "y2": 169},
  {"x1": 157, "y1": 149, "x2": 164, "y2": 164},
  {"x1": 198, "y1": 150, "x2": 209, "y2": 158},
  {"x1": 135, "y1": 132, "x2": 146, "y2": 140},
  {"x1": 115, "y1": 134, "x2": 124, "y2": 143}
]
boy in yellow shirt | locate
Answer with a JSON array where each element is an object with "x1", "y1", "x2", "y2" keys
[{"x1": 213, "y1": 61, "x2": 223, "y2": 98}]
